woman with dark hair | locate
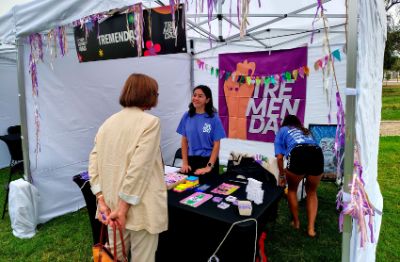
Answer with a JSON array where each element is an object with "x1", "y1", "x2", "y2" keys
[
  {"x1": 89, "y1": 73, "x2": 167, "y2": 261},
  {"x1": 176, "y1": 85, "x2": 226, "y2": 175},
  {"x1": 274, "y1": 114, "x2": 324, "y2": 237}
]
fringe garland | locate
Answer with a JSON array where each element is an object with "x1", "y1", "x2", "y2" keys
[
  {"x1": 133, "y1": 3, "x2": 144, "y2": 57},
  {"x1": 239, "y1": 0, "x2": 250, "y2": 39},
  {"x1": 310, "y1": 0, "x2": 379, "y2": 248}
]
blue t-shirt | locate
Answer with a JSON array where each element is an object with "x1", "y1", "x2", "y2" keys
[
  {"x1": 274, "y1": 126, "x2": 317, "y2": 157},
  {"x1": 176, "y1": 112, "x2": 226, "y2": 157}
]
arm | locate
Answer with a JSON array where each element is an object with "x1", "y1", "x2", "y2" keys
[
  {"x1": 180, "y1": 136, "x2": 191, "y2": 173},
  {"x1": 276, "y1": 153, "x2": 286, "y2": 186},
  {"x1": 194, "y1": 140, "x2": 220, "y2": 175},
  {"x1": 88, "y1": 132, "x2": 111, "y2": 224}
]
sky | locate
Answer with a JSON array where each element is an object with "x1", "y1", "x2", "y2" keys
[{"x1": 0, "y1": 0, "x2": 32, "y2": 16}]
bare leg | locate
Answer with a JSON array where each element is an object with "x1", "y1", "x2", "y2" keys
[
  {"x1": 285, "y1": 169, "x2": 305, "y2": 229},
  {"x1": 305, "y1": 174, "x2": 322, "y2": 237}
]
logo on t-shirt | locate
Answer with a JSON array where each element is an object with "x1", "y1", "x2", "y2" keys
[{"x1": 203, "y1": 123, "x2": 212, "y2": 133}]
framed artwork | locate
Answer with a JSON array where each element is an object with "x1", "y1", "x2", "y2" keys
[{"x1": 308, "y1": 124, "x2": 337, "y2": 180}]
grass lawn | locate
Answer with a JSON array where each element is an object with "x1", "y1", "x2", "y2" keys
[
  {"x1": 376, "y1": 136, "x2": 400, "y2": 262},
  {"x1": 381, "y1": 86, "x2": 400, "y2": 120},
  {"x1": 0, "y1": 137, "x2": 398, "y2": 261}
]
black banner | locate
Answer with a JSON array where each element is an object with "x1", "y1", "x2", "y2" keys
[{"x1": 74, "y1": 5, "x2": 186, "y2": 62}]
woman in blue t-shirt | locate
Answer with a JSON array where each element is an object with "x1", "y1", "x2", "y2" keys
[
  {"x1": 274, "y1": 115, "x2": 324, "y2": 238},
  {"x1": 176, "y1": 85, "x2": 226, "y2": 176}
]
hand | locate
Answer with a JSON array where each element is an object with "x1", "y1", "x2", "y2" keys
[
  {"x1": 194, "y1": 166, "x2": 212, "y2": 175},
  {"x1": 108, "y1": 209, "x2": 127, "y2": 230},
  {"x1": 97, "y1": 198, "x2": 111, "y2": 225},
  {"x1": 180, "y1": 163, "x2": 192, "y2": 173},
  {"x1": 278, "y1": 175, "x2": 286, "y2": 187}
]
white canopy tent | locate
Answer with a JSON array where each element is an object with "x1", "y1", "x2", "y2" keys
[
  {"x1": 0, "y1": 44, "x2": 20, "y2": 168},
  {"x1": 0, "y1": 0, "x2": 385, "y2": 261}
]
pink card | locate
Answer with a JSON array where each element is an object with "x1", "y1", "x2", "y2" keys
[
  {"x1": 180, "y1": 192, "x2": 213, "y2": 207},
  {"x1": 211, "y1": 183, "x2": 240, "y2": 195}
]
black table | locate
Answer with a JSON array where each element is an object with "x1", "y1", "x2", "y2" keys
[{"x1": 156, "y1": 173, "x2": 283, "y2": 262}]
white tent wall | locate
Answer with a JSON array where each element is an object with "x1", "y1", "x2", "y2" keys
[
  {"x1": 21, "y1": 34, "x2": 191, "y2": 222},
  {"x1": 0, "y1": 48, "x2": 20, "y2": 168},
  {"x1": 349, "y1": 0, "x2": 385, "y2": 261},
  {"x1": 192, "y1": 32, "x2": 347, "y2": 163}
]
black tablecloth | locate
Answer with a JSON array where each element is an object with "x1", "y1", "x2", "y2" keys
[{"x1": 156, "y1": 173, "x2": 283, "y2": 262}]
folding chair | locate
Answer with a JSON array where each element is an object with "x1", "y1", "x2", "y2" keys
[
  {"x1": 172, "y1": 148, "x2": 182, "y2": 167},
  {"x1": 0, "y1": 125, "x2": 24, "y2": 219}
]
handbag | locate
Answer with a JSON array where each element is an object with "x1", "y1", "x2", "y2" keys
[
  {"x1": 226, "y1": 157, "x2": 277, "y2": 185},
  {"x1": 92, "y1": 223, "x2": 128, "y2": 262}
]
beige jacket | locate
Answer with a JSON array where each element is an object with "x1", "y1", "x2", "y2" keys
[{"x1": 89, "y1": 107, "x2": 168, "y2": 234}]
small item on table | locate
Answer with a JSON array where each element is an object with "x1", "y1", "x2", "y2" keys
[
  {"x1": 212, "y1": 196, "x2": 223, "y2": 203},
  {"x1": 172, "y1": 176, "x2": 199, "y2": 192},
  {"x1": 211, "y1": 183, "x2": 240, "y2": 195},
  {"x1": 164, "y1": 173, "x2": 187, "y2": 190},
  {"x1": 195, "y1": 184, "x2": 210, "y2": 192},
  {"x1": 186, "y1": 176, "x2": 199, "y2": 187},
  {"x1": 217, "y1": 201, "x2": 231, "y2": 209},
  {"x1": 180, "y1": 192, "x2": 213, "y2": 208},
  {"x1": 225, "y1": 195, "x2": 237, "y2": 203},
  {"x1": 238, "y1": 200, "x2": 252, "y2": 216}
]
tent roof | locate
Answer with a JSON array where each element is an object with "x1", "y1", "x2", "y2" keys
[
  {"x1": 0, "y1": 0, "x2": 136, "y2": 44},
  {"x1": 0, "y1": 0, "x2": 346, "y2": 48}
]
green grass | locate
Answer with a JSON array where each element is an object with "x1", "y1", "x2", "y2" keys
[
  {"x1": 376, "y1": 136, "x2": 400, "y2": 262},
  {"x1": 266, "y1": 180, "x2": 341, "y2": 261},
  {"x1": 0, "y1": 170, "x2": 92, "y2": 262},
  {"x1": 382, "y1": 86, "x2": 400, "y2": 120},
  {"x1": 0, "y1": 137, "x2": 398, "y2": 261}
]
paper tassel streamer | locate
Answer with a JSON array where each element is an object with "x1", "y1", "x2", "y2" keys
[
  {"x1": 34, "y1": 106, "x2": 41, "y2": 168},
  {"x1": 28, "y1": 33, "x2": 43, "y2": 97},
  {"x1": 240, "y1": 0, "x2": 250, "y2": 39},
  {"x1": 334, "y1": 91, "x2": 345, "y2": 181},
  {"x1": 337, "y1": 161, "x2": 381, "y2": 248},
  {"x1": 310, "y1": 0, "x2": 325, "y2": 43},
  {"x1": 57, "y1": 26, "x2": 68, "y2": 57},
  {"x1": 133, "y1": 4, "x2": 144, "y2": 57}
]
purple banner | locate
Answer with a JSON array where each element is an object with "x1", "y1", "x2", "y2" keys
[{"x1": 218, "y1": 46, "x2": 308, "y2": 142}]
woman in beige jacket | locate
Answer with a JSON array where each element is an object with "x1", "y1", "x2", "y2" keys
[{"x1": 89, "y1": 73, "x2": 168, "y2": 262}]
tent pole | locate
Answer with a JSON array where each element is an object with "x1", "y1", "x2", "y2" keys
[
  {"x1": 222, "y1": 17, "x2": 269, "y2": 48},
  {"x1": 16, "y1": 37, "x2": 32, "y2": 183},
  {"x1": 186, "y1": 13, "x2": 346, "y2": 18},
  {"x1": 225, "y1": 0, "x2": 332, "y2": 42},
  {"x1": 187, "y1": 20, "x2": 219, "y2": 40},
  {"x1": 217, "y1": 0, "x2": 224, "y2": 42},
  {"x1": 342, "y1": 0, "x2": 358, "y2": 261},
  {"x1": 190, "y1": 39, "x2": 195, "y2": 88}
]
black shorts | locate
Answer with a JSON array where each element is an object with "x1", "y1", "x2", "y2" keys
[{"x1": 287, "y1": 144, "x2": 324, "y2": 176}]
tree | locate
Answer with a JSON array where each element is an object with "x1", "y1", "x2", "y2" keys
[
  {"x1": 386, "y1": 0, "x2": 400, "y2": 11},
  {"x1": 384, "y1": 30, "x2": 400, "y2": 70},
  {"x1": 384, "y1": 1, "x2": 400, "y2": 70}
]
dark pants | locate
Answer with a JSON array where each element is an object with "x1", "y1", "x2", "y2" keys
[{"x1": 188, "y1": 156, "x2": 220, "y2": 175}]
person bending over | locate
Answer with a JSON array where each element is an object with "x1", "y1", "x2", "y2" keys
[
  {"x1": 176, "y1": 85, "x2": 226, "y2": 176},
  {"x1": 274, "y1": 114, "x2": 324, "y2": 237}
]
